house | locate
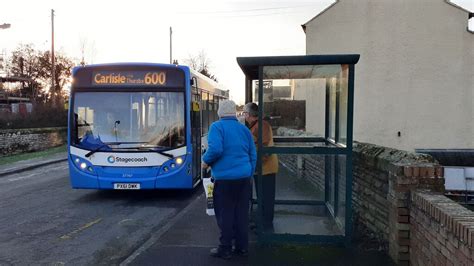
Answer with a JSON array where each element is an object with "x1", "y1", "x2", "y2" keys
[
  {"x1": 301, "y1": 0, "x2": 473, "y2": 151},
  {"x1": 0, "y1": 76, "x2": 33, "y2": 114}
]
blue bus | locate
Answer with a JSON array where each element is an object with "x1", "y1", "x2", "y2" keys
[{"x1": 68, "y1": 63, "x2": 228, "y2": 189}]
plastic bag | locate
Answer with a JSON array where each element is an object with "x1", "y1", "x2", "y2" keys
[{"x1": 202, "y1": 177, "x2": 215, "y2": 216}]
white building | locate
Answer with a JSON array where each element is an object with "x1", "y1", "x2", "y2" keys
[{"x1": 302, "y1": 0, "x2": 473, "y2": 151}]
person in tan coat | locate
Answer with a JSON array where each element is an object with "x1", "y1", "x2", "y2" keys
[{"x1": 243, "y1": 102, "x2": 278, "y2": 230}]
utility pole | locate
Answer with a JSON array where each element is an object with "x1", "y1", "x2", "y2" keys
[
  {"x1": 51, "y1": 9, "x2": 56, "y2": 106},
  {"x1": 169, "y1": 27, "x2": 172, "y2": 64}
]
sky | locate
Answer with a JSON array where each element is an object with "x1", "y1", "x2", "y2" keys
[{"x1": 1, "y1": 0, "x2": 472, "y2": 105}]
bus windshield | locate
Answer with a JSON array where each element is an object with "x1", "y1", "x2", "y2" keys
[{"x1": 72, "y1": 91, "x2": 185, "y2": 151}]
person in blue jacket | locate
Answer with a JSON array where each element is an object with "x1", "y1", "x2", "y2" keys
[{"x1": 202, "y1": 99, "x2": 257, "y2": 260}]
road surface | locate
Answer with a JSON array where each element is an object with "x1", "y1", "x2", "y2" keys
[{"x1": 0, "y1": 161, "x2": 201, "y2": 265}]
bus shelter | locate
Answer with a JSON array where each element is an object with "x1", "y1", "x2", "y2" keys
[{"x1": 237, "y1": 54, "x2": 360, "y2": 245}]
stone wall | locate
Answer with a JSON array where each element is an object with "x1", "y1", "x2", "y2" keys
[
  {"x1": 410, "y1": 192, "x2": 474, "y2": 266},
  {"x1": 0, "y1": 127, "x2": 67, "y2": 157},
  {"x1": 278, "y1": 141, "x2": 445, "y2": 264}
]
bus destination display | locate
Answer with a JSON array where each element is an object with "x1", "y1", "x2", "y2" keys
[{"x1": 92, "y1": 71, "x2": 167, "y2": 86}]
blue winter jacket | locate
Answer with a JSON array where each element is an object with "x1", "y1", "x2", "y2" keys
[{"x1": 202, "y1": 117, "x2": 257, "y2": 180}]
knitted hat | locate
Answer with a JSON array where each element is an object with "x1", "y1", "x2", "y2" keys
[
  {"x1": 217, "y1": 100, "x2": 237, "y2": 117},
  {"x1": 243, "y1": 102, "x2": 258, "y2": 117}
]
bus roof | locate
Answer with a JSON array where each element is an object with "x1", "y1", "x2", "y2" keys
[
  {"x1": 72, "y1": 62, "x2": 188, "y2": 75},
  {"x1": 190, "y1": 69, "x2": 229, "y2": 98}
]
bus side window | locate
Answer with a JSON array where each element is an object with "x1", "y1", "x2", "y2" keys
[
  {"x1": 209, "y1": 93, "x2": 213, "y2": 124},
  {"x1": 202, "y1": 92, "x2": 209, "y2": 134},
  {"x1": 213, "y1": 96, "x2": 219, "y2": 122}
]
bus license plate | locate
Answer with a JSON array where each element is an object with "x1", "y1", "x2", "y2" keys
[{"x1": 114, "y1": 183, "x2": 140, "y2": 190}]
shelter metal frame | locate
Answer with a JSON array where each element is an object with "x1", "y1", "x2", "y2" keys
[{"x1": 237, "y1": 54, "x2": 360, "y2": 245}]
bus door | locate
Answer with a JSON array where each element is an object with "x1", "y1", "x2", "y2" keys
[{"x1": 191, "y1": 80, "x2": 202, "y2": 183}]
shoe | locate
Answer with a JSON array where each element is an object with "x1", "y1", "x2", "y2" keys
[
  {"x1": 232, "y1": 248, "x2": 248, "y2": 257},
  {"x1": 210, "y1": 247, "x2": 231, "y2": 259}
]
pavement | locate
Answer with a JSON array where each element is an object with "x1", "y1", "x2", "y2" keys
[
  {"x1": 0, "y1": 152, "x2": 67, "y2": 177},
  {"x1": 0, "y1": 152, "x2": 394, "y2": 266},
  {"x1": 125, "y1": 194, "x2": 394, "y2": 266}
]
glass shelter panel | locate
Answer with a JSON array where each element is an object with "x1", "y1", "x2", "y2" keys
[
  {"x1": 326, "y1": 154, "x2": 347, "y2": 230},
  {"x1": 239, "y1": 54, "x2": 358, "y2": 244},
  {"x1": 336, "y1": 155, "x2": 347, "y2": 228},
  {"x1": 338, "y1": 66, "x2": 349, "y2": 145},
  {"x1": 329, "y1": 78, "x2": 336, "y2": 141},
  {"x1": 272, "y1": 153, "x2": 325, "y2": 202},
  {"x1": 254, "y1": 152, "x2": 346, "y2": 236},
  {"x1": 257, "y1": 65, "x2": 349, "y2": 147}
]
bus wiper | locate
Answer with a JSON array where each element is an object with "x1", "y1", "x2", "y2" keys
[
  {"x1": 85, "y1": 142, "x2": 122, "y2": 158},
  {"x1": 113, "y1": 146, "x2": 174, "y2": 158},
  {"x1": 137, "y1": 147, "x2": 174, "y2": 158}
]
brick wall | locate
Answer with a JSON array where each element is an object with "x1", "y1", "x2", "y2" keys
[
  {"x1": 410, "y1": 192, "x2": 474, "y2": 266},
  {"x1": 0, "y1": 127, "x2": 67, "y2": 157},
  {"x1": 278, "y1": 141, "x2": 445, "y2": 264},
  {"x1": 354, "y1": 143, "x2": 445, "y2": 265}
]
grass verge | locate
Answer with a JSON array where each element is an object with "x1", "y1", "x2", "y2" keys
[{"x1": 0, "y1": 145, "x2": 66, "y2": 166}]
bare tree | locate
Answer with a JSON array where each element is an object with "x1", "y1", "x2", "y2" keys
[
  {"x1": 79, "y1": 38, "x2": 87, "y2": 66},
  {"x1": 78, "y1": 37, "x2": 97, "y2": 65},
  {"x1": 183, "y1": 50, "x2": 218, "y2": 82}
]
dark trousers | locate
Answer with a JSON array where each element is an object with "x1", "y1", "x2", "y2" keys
[
  {"x1": 213, "y1": 178, "x2": 251, "y2": 251},
  {"x1": 254, "y1": 174, "x2": 276, "y2": 228}
]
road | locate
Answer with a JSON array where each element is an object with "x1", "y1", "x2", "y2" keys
[{"x1": 0, "y1": 162, "x2": 201, "y2": 265}]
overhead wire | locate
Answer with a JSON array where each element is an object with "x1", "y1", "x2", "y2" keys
[
  {"x1": 181, "y1": 4, "x2": 326, "y2": 14},
  {"x1": 178, "y1": 2, "x2": 334, "y2": 18}
]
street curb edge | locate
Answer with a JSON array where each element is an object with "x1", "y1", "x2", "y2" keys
[{"x1": 0, "y1": 158, "x2": 68, "y2": 178}]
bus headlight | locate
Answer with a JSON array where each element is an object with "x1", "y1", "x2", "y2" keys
[
  {"x1": 71, "y1": 155, "x2": 96, "y2": 174},
  {"x1": 158, "y1": 156, "x2": 186, "y2": 175}
]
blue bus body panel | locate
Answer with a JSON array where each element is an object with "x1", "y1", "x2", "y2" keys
[
  {"x1": 68, "y1": 160, "x2": 99, "y2": 189},
  {"x1": 95, "y1": 166, "x2": 160, "y2": 178},
  {"x1": 69, "y1": 164, "x2": 193, "y2": 189},
  {"x1": 95, "y1": 166, "x2": 159, "y2": 189},
  {"x1": 69, "y1": 63, "x2": 196, "y2": 190},
  {"x1": 155, "y1": 164, "x2": 193, "y2": 189},
  {"x1": 68, "y1": 152, "x2": 194, "y2": 189}
]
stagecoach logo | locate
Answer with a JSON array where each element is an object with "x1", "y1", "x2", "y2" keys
[
  {"x1": 107, "y1": 156, "x2": 116, "y2": 163},
  {"x1": 107, "y1": 155, "x2": 148, "y2": 164}
]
